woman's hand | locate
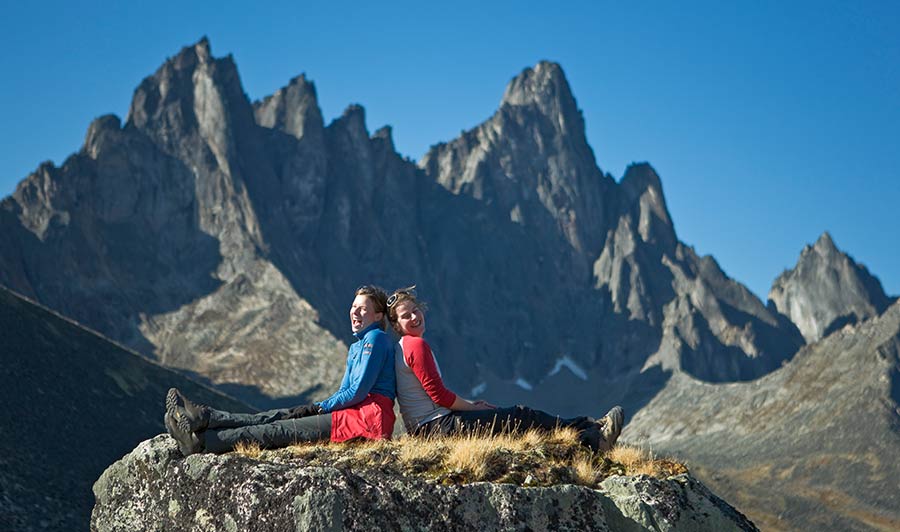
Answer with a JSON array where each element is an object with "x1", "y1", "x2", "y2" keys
[
  {"x1": 287, "y1": 404, "x2": 323, "y2": 418},
  {"x1": 450, "y1": 396, "x2": 497, "y2": 411}
]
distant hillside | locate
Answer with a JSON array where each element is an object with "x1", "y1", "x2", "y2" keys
[
  {"x1": 0, "y1": 286, "x2": 251, "y2": 532},
  {"x1": 626, "y1": 296, "x2": 900, "y2": 530}
]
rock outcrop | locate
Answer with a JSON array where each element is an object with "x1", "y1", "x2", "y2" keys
[
  {"x1": 625, "y1": 298, "x2": 900, "y2": 530},
  {"x1": 0, "y1": 285, "x2": 251, "y2": 532},
  {"x1": 91, "y1": 436, "x2": 757, "y2": 532},
  {"x1": 769, "y1": 231, "x2": 893, "y2": 343}
]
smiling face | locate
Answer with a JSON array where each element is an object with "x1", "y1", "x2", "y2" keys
[
  {"x1": 392, "y1": 300, "x2": 426, "y2": 337},
  {"x1": 349, "y1": 294, "x2": 384, "y2": 333}
]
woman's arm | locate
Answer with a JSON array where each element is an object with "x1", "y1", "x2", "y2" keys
[
  {"x1": 403, "y1": 337, "x2": 495, "y2": 411},
  {"x1": 449, "y1": 396, "x2": 496, "y2": 411},
  {"x1": 316, "y1": 331, "x2": 390, "y2": 413}
]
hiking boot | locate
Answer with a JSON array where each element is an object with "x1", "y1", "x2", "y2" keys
[
  {"x1": 597, "y1": 406, "x2": 624, "y2": 452},
  {"x1": 164, "y1": 412, "x2": 204, "y2": 457},
  {"x1": 578, "y1": 423, "x2": 603, "y2": 452},
  {"x1": 166, "y1": 388, "x2": 210, "y2": 433}
]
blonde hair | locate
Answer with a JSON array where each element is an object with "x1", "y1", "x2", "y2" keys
[{"x1": 387, "y1": 285, "x2": 428, "y2": 335}]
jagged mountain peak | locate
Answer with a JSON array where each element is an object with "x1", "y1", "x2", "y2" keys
[
  {"x1": 501, "y1": 61, "x2": 572, "y2": 108},
  {"x1": 372, "y1": 125, "x2": 395, "y2": 151},
  {"x1": 338, "y1": 103, "x2": 366, "y2": 123},
  {"x1": 420, "y1": 60, "x2": 609, "y2": 256},
  {"x1": 618, "y1": 162, "x2": 676, "y2": 250},
  {"x1": 811, "y1": 230, "x2": 837, "y2": 254},
  {"x1": 769, "y1": 232, "x2": 893, "y2": 343},
  {"x1": 620, "y1": 163, "x2": 664, "y2": 203},
  {"x1": 499, "y1": 61, "x2": 585, "y2": 142},
  {"x1": 83, "y1": 114, "x2": 123, "y2": 158},
  {"x1": 254, "y1": 73, "x2": 324, "y2": 142},
  {"x1": 127, "y1": 36, "x2": 248, "y2": 140}
]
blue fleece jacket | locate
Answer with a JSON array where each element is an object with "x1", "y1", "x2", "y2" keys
[{"x1": 316, "y1": 322, "x2": 397, "y2": 413}]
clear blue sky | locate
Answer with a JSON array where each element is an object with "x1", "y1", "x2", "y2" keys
[{"x1": 2, "y1": 1, "x2": 898, "y2": 299}]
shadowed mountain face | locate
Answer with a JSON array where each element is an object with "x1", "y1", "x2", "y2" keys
[
  {"x1": 0, "y1": 40, "x2": 809, "y2": 412},
  {"x1": 625, "y1": 299, "x2": 900, "y2": 531},
  {"x1": 769, "y1": 231, "x2": 894, "y2": 343},
  {"x1": 0, "y1": 286, "x2": 250, "y2": 532}
]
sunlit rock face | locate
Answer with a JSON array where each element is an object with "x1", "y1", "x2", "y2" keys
[{"x1": 769, "y1": 231, "x2": 893, "y2": 343}]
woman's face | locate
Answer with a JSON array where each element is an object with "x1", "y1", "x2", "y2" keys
[
  {"x1": 393, "y1": 301, "x2": 426, "y2": 337},
  {"x1": 349, "y1": 294, "x2": 383, "y2": 333}
]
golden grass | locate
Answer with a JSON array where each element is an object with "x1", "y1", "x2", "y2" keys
[
  {"x1": 233, "y1": 441, "x2": 262, "y2": 459},
  {"x1": 608, "y1": 445, "x2": 688, "y2": 478},
  {"x1": 232, "y1": 427, "x2": 688, "y2": 489}
]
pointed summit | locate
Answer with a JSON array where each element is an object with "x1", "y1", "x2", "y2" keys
[
  {"x1": 502, "y1": 61, "x2": 570, "y2": 105},
  {"x1": 769, "y1": 232, "x2": 893, "y2": 343},
  {"x1": 127, "y1": 37, "x2": 254, "y2": 158},
  {"x1": 421, "y1": 61, "x2": 611, "y2": 255},
  {"x1": 812, "y1": 231, "x2": 837, "y2": 254},
  {"x1": 500, "y1": 61, "x2": 584, "y2": 139},
  {"x1": 254, "y1": 74, "x2": 324, "y2": 144},
  {"x1": 619, "y1": 163, "x2": 676, "y2": 251}
]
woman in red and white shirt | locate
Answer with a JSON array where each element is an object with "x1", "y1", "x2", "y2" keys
[{"x1": 387, "y1": 287, "x2": 623, "y2": 452}]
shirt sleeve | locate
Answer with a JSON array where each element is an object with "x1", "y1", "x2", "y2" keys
[
  {"x1": 316, "y1": 330, "x2": 391, "y2": 413},
  {"x1": 403, "y1": 337, "x2": 457, "y2": 408}
]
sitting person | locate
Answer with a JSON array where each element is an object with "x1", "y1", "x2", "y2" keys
[
  {"x1": 164, "y1": 285, "x2": 396, "y2": 456},
  {"x1": 387, "y1": 286, "x2": 623, "y2": 451}
]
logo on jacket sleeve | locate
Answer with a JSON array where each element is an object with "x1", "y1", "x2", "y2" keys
[{"x1": 362, "y1": 342, "x2": 374, "y2": 355}]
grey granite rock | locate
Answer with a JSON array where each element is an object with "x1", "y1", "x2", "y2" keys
[
  {"x1": 769, "y1": 231, "x2": 893, "y2": 343},
  {"x1": 90, "y1": 435, "x2": 757, "y2": 532}
]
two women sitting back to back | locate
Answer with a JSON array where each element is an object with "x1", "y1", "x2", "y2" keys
[{"x1": 165, "y1": 285, "x2": 623, "y2": 456}]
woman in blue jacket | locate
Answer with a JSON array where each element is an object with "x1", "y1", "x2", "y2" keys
[{"x1": 165, "y1": 285, "x2": 396, "y2": 456}]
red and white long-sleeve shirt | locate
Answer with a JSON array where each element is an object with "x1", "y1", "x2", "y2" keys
[{"x1": 395, "y1": 335, "x2": 456, "y2": 432}]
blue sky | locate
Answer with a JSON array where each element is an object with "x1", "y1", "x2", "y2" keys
[{"x1": 1, "y1": 1, "x2": 898, "y2": 299}]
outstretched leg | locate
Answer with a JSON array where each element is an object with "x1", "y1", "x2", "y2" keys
[
  {"x1": 203, "y1": 413, "x2": 333, "y2": 453},
  {"x1": 167, "y1": 387, "x2": 296, "y2": 431},
  {"x1": 422, "y1": 405, "x2": 589, "y2": 435},
  {"x1": 418, "y1": 404, "x2": 624, "y2": 451}
]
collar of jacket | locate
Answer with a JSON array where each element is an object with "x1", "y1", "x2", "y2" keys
[{"x1": 353, "y1": 321, "x2": 382, "y2": 340}]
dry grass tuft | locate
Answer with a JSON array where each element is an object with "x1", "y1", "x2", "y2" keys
[
  {"x1": 608, "y1": 445, "x2": 689, "y2": 478},
  {"x1": 233, "y1": 441, "x2": 262, "y2": 459},
  {"x1": 238, "y1": 427, "x2": 687, "y2": 489}
]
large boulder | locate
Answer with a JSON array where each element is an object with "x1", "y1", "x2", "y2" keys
[{"x1": 91, "y1": 436, "x2": 756, "y2": 532}]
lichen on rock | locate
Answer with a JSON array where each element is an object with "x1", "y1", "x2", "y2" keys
[{"x1": 91, "y1": 436, "x2": 757, "y2": 531}]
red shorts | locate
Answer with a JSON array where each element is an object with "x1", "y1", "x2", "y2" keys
[{"x1": 330, "y1": 393, "x2": 395, "y2": 442}]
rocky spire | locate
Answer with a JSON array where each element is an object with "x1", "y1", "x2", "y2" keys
[
  {"x1": 127, "y1": 37, "x2": 256, "y2": 170},
  {"x1": 769, "y1": 231, "x2": 893, "y2": 343},
  {"x1": 253, "y1": 74, "x2": 325, "y2": 145},
  {"x1": 500, "y1": 61, "x2": 586, "y2": 143},
  {"x1": 618, "y1": 163, "x2": 677, "y2": 252},
  {"x1": 420, "y1": 61, "x2": 614, "y2": 257}
]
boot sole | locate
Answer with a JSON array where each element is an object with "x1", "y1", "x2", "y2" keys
[
  {"x1": 165, "y1": 388, "x2": 192, "y2": 434},
  {"x1": 164, "y1": 412, "x2": 200, "y2": 457},
  {"x1": 167, "y1": 387, "x2": 205, "y2": 433}
]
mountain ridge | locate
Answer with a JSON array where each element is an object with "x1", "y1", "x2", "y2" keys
[{"x1": 1, "y1": 38, "x2": 818, "y2": 408}]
